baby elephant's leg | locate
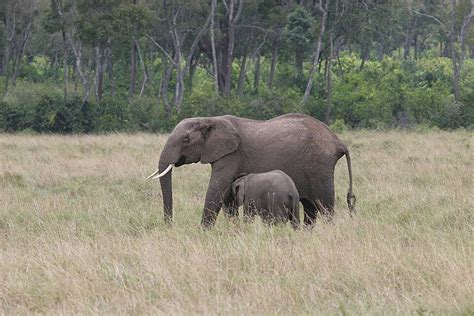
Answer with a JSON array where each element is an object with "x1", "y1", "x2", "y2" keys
[
  {"x1": 243, "y1": 200, "x2": 256, "y2": 224},
  {"x1": 289, "y1": 203, "x2": 300, "y2": 230}
]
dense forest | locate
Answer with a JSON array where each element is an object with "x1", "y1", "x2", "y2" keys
[{"x1": 0, "y1": 0, "x2": 473, "y2": 133}]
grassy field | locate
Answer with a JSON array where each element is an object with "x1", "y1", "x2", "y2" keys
[{"x1": 0, "y1": 130, "x2": 472, "y2": 314}]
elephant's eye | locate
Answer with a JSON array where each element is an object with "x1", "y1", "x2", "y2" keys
[{"x1": 182, "y1": 135, "x2": 190, "y2": 144}]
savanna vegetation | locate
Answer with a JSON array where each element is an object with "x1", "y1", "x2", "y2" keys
[
  {"x1": 0, "y1": 0, "x2": 473, "y2": 132},
  {"x1": 1, "y1": 1, "x2": 473, "y2": 313},
  {"x1": 0, "y1": 131, "x2": 472, "y2": 313}
]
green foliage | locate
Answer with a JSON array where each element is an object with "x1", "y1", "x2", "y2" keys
[
  {"x1": 283, "y1": 6, "x2": 315, "y2": 49},
  {"x1": 21, "y1": 56, "x2": 51, "y2": 82},
  {"x1": 111, "y1": 4, "x2": 152, "y2": 38},
  {"x1": 179, "y1": 92, "x2": 302, "y2": 122},
  {"x1": 33, "y1": 95, "x2": 92, "y2": 133},
  {"x1": 0, "y1": 99, "x2": 35, "y2": 132},
  {"x1": 330, "y1": 119, "x2": 348, "y2": 133},
  {"x1": 1, "y1": 55, "x2": 473, "y2": 133},
  {"x1": 330, "y1": 56, "x2": 473, "y2": 129}
]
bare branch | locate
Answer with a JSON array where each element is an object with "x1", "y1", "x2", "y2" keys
[
  {"x1": 133, "y1": 37, "x2": 149, "y2": 97},
  {"x1": 233, "y1": 0, "x2": 244, "y2": 25},
  {"x1": 146, "y1": 35, "x2": 177, "y2": 66},
  {"x1": 185, "y1": 11, "x2": 212, "y2": 77},
  {"x1": 222, "y1": 0, "x2": 229, "y2": 13},
  {"x1": 410, "y1": 9, "x2": 446, "y2": 28}
]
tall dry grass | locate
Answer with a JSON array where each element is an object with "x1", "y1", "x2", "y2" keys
[{"x1": 0, "y1": 131, "x2": 472, "y2": 314}]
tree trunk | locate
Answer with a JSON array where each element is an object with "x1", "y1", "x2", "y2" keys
[
  {"x1": 323, "y1": 58, "x2": 328, "y2": 79},
  {"x1": 129, "y1": 39, "x2": 137, "y2": 98},
  {"x1": 302, "y1": 0, "x2": 328, "y2": 103},
  {"x1": 187, "y1": 54, "x2": 199, "y2": 92},
  {"x1": 73, "y1": 64, "x2": 78, "y2": 93},
  {"x1": 108, "y1": 53, "x2": 115, "y2": 97},
  {"x1": 336, "y1": 45, "x2": 344, "y2": 81},
  {"x1": 254, "y1": 52, "x2": 261, "y2": 93},
  {"x1": 160, "y1": 60, "x2": 174, "y2": 117},
  {"x1": 295, "y1": 50, "x2": 304, "y2": 76},
  {"x1": 224, "y1": 0, "x2": 235, "y2": 96},
  {"x1": 359, "y1": 45, "x2": 369, "y2": 70},
  {"x1": 210, "y1": 0, "x2": 219, "y2": 95},
  {"x1": 95, "y1": 46, "x2": 105, "y2": 103},
  {"x1": 237, "y1": 52, "x2": 248, "y2": 95},
  {"x1": 223, "y1": 0, "x2": 243, "y2": 96},
  {"x1": 184, "y1": 11, "x2": 211, "y2": 91},
  {"x1": 169, "y1": 8, "x2": 184, "y2": 108},
  {"x1": 451, "y1": 0, "x2": 460, "y2": 101},
  {"x1": 404, "y1": 30, "x2": 411, "y2": 59},
  {"x1": 3, "y1": 15, "x2": 13, "y2": 95},
  {"x1": 268, "y1": 33, "x2": 280, "y2": 89},
  {"x1": 134, "y1": 38, "x2": 149, "y2": 97},
  {"x1": 325, "y1": 32, "x2": 334, "y2": 124},
  {"x1": 62, "y1": 30, "x2": 68, "y2": 101},
  {"x1": 453, "y1": 0, "x2": 473, "y2": 101},
  {"x1": 67, "y1": 33, "x2": 94, "y2": 104},
  {"x1": 414, "y1": 33, "x2": 418, "y2": 60},
  {"x1": 11, "y1": 22, "x2": 32, "y2": 88}
]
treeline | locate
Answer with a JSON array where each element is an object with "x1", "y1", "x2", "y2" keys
[{"x1": 0, "y1": 0, "x2": 473, "y2": 133}]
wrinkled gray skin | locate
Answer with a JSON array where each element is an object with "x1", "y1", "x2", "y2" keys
[
  {"x1": 155, "y1": 113, "x2": 356, "y2": 228},
  {"x1": 231, "y1": 170, "x2": 300, "y2": 229}
]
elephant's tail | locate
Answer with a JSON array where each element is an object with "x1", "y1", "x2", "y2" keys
[{"x1": 343, "y1": 149, "x2": 356, "y2": 214}]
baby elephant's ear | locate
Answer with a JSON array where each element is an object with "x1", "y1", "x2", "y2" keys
[{"x1": 232, "y1": 179, "x2": 245, "y2": 206}]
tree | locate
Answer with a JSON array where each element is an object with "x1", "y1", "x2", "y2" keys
[
  {"x1": 411, "y1": 0, "x2": 473, "y2": 100},
  {"x1": 284, "y1": 6, "x2": 314, "y2": 76},
  {"x1": 302, "y1": 0, "x2": 328, "y2": 104},
  {"x1": 199, "y1": 0, "x2": 243, "y2": 96},
  {"x1": 3, "y1": 0, "x2": 36, "y2": 95}
]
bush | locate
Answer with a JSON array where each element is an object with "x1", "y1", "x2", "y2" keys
[
  {"x1": 94, "y1": 97, "x2": 132, "y2": 132},
  {"x1": 179, "y1": 92, "x2": 302, "y2": 122},
  {"x1": 0, "y1": 99, "x2": 35, "y2": 132},
  {"x1": 1, "y1": 56, "x2": 473, "y2": 133},
  {"x1": 330, "y1": 119, "x2": 348, "y2": 133},
  {"x1": 33, "y1": 95, "x2": 93, "y2": 133}
]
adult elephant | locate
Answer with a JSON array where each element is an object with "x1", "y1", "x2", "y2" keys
[{"x1": 147, "y1": 113, "x2": 356, "y2": 227}]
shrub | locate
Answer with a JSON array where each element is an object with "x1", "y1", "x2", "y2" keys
[
  {"x1": 1, "y1": 56, "x2": 473, "y2": 133},
  {"x1": 0, "y1": 98, "x2": 36, "y2": 132},
  {"x1": 33, "y1": 95, "x2": 92, "y2": 133},
  {"x1": 95, "y1": 97, "x2": 132, "y2": 132},
  {"x1": 330, "y1": 119, "x2": 348, "y2": 133}
]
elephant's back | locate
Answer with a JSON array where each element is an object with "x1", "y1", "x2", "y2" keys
[
  {"x1": 246, "y1": 171, "x2": 299, "y2": 204},
  {"x1": 272, "y1": 114, "x2": 343, "y2": 144},
  {"x1": 240, "y1": 113, "x2": 345, "y2": 160}
]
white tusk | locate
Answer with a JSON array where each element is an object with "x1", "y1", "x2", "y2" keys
[
  {"x1": 146, "y1": 168, "x2": 161, "y2": 179},
  {"x1": 148, "y1": 164, "x2": 174, "y2": 179}
]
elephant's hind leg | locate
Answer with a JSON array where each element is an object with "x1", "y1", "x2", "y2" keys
[
  {"x1": 314, "y1": 183, "x2": 336, "y2": 221},
  {"x1": 301, "y1": 198, "x2": 317, "y2": 226}
]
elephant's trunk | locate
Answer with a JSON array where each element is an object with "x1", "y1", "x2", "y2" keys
[
  {"x1": 159, "y1": 166, "x2": 173, "y2": 224},
  {"x1": 158, "y1": 143, "x2": 179, "y2": 224}
]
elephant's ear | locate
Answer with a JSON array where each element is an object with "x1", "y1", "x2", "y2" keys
[
  {"x1": 232, "y1": 179, "x2": 245, "y2": 206},
  {"x1": 201, "y1": 119, "x2": 240, "y2": 164}
]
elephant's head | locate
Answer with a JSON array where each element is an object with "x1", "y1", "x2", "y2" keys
[{"x1": 147, "y1": 117, "x2": 240, "y2": 223}]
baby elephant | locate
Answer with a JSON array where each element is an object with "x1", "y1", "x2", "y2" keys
[{"x1": 231, "y1": 170, "x2": 300, "y2": 229}]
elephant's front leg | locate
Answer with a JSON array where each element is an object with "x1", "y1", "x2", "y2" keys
[{"x1": 201, "y1": 164, "x2": 237, "y2": 228}]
